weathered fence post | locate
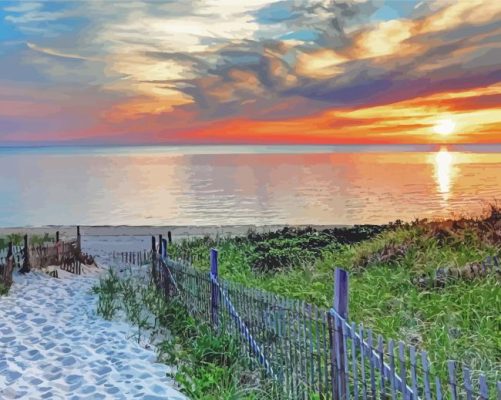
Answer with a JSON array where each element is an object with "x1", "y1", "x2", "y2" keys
[
  {"x1": 328, "y1": 308, "x2": 338, "y2": 400},
  {"x1": 5, "y1": 258, "x2": 11, "y2": 285},
  {"x1": 331, "y1": 268, "x2": 349, "y2": 400},
  {"x1": 2, "y1": 242, "x2": 14, "y2": 286},
  {"x1": 168, "y1": 231, "x2": 172, "y2": 244},
  {"x1": 158, "y1": 234, "x2": 163, "y2": 256},
  {"x1": 77, "y1": 226, "x2": 81, "y2": 253},
  {"x1": 20, "y1": 234, "x2": 31, "y2": 274},
  {"x1": 162, "y1": 238, "x2": 168, "y2": 258},
  {"x1": 151, "y1": 236, "x2": 157, "y2": 284},
  {"x1": 8, "y1": 241, "x2": 13, "y2": 272},
  {"x1": 55, "y1": 231, "x2": 62, "y2": 263},
  {"x1": 210, "y1": 248, "x2": 219, "y2": 328},
  {"x1": 160, "y1": 237, "x2": 174, "y2": 299}
]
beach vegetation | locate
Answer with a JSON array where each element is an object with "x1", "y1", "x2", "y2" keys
[
  {"x1": 93, "y1": 267, "x2": 279, "y2": 399},
  {"x1": 5, "y1": 233, "x2": 23, "y2": 246},
  {"x1": 167, "y1": 206, "x2": 501, "y2": 382},
  {"x1": 0, "y1": 282, "x2": 9, "y2": 296},
  {"x1": 29, "y1": 233, "x2": 54, "y2": 246},
  {"x1": 0, "y1": 232, "x2": 54, "y2": 249},
  {"x1": 92, "y1": 269, "x2": 121, "y2": 320}
]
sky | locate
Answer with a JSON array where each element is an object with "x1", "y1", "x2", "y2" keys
[{"x1": 0, "y1": 0, "x2": 500, "y2": 145}]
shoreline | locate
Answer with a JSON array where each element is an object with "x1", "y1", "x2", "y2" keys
[{"x1": 0, "y1": 224, "x2": 355, "y2": 238}]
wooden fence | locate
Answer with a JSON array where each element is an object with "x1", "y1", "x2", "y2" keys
[
  {"x1": 145, "y1": 238, "x2": 499, "y2": 400},
  {"x1": 60, "y1": 257, "x2": 82, "y2": 275},
  {"x1": 1, "y1": 256, "x2": 14, "y2": 287},
  {"x1": 0, "y1": 242, "x2": 18, "y2": 288},
  {"x1": 0, "y1": 244, "x2": 24, "y2": 257},
  {"x1": 0, "y1": 244, "x2": 23, "y2": 267},
  {"x1": 0, "y1": 242, "x2": 25, "y2": 287},
  {"x1": 112, "y1": 250, "x2": 151, "y2": 266},
  {"x1": 0, "y1": 227, "x2": 83, "y2": 285},
  {"x1": 29, "y1": 239, "x2": 79, "y2": 269}
]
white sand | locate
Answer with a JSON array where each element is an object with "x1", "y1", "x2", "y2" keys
[
  {"x1": 0, "y1": 253, "x2": 187, "y2": 399},
  {"x1": 0, "y1": 224, "x2": 350, "y2": 399}
]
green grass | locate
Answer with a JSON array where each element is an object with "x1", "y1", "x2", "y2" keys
[
  {"x1": 93, "y1": 267, "x2": 281, "y2": 399},
  {"x1": 167, "y1": 215, "x2": 501, "y2": 383},
  {"x1": 2, "y1": 234, "x2": 23, "y2": 247},
  {"x1": 0, "y1": 282, "x2": 9, "y2": 296},
  {"x1": 29, "y1": 233, "x2": 54, "y2": 246},
  {"x1": 0, "y1": 232, "x2": 55, "y2": 249}
]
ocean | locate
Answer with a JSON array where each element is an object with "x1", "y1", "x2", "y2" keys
[{"x1": 0, "y1": 144, "x2": 500, "y2": 227}]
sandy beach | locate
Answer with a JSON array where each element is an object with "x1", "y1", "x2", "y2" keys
[{"x1": 0, "y1": 248, "x2": 186, "y2": 400}]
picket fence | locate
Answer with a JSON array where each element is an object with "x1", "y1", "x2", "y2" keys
[
  {"x1": 0, "y1": 243, "x2": 26, "y2": 287},
  {"x1": 114, "y1": 238, "x2": 500, "y2": 400},
  {"x1": 28, "y1": 239, "x2": 79, "y2": 269},
  {"x1": 112, "y1": 250, "x2": 151, "y2": 266},
  {"x1": 0, "y1": 244, "x2": 23, "y2": 266},
  {"x1": 0, "y1": 228, "x2": 83, "y2": 286},
  {"x1": 60, "y1": 257, "x2": 82, "y2": 275}
]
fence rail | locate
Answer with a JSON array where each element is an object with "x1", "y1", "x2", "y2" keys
[
  {"x1": 0, "y1": 245, "x2": 23, "y2": 267},
  {"x1": 29, "y1": 239, "x2": 79, "y2": 269},
  {"x1": 0, "y1": 228, "x2": 83, "y2": 286},
  {"x1": 112, "y1": 250, "x2": 151, "y2": 266},
  {"x1": 151, "y1": 246, "x2": 500, "y2": 400},
  {"x1": 115, "y1": 235, "x2": 499, "y2": 399}
]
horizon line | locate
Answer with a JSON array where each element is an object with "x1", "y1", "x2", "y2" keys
[{"x1": 1, "y1": 142, "x2": 501, "y2": 148}]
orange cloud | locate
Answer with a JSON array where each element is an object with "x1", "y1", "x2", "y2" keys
[
  {"x1": 2, "y1": 0, "x2": 500, "y2": 145},
  {"x1": 172, "y1": 83, "x2": 501, "y2": 144}
]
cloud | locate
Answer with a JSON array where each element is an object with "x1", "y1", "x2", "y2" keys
[
  {"x1": 1, "y1": 0, "x2": 500, "y2": 144},
  {"x1": 26, "y1": 42, "x2": 96, "y2": 61}
]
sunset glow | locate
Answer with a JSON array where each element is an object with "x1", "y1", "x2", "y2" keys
[
  {"x1": 434, "y1": 148, "x2": 454, "y2": 200},
  {"x1": 0, "y1": 0, "x2": 500, "y2": 145},
  {"x1": 433, "y1": 119, "x2": 456, "y2": 136}
]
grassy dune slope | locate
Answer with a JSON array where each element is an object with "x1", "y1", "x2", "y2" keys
[{"x1": 169, "y1": 209, "x2": 501, "y2": 381}]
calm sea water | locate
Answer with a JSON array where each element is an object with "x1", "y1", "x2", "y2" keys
[{"x1": 0, "y1": 145, "x2": 500, "y2": 227}]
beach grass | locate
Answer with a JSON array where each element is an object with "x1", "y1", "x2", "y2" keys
[
  {"x1": 167, "y1": 208, "x2": 501, "y2": 383},
  {"x1": 0, "y1": 232, "x2": 54, "y2": 248},
  {"x1": 93, "y1": 267, "x2": 280, "y2": 399},
  {"x1": 0, "y1": 282, "x2": 9, "y2": 296}
]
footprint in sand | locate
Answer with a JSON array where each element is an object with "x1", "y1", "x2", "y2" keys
[{"x1": 0, "y1": 265, "x2": 187, "y2": 400}]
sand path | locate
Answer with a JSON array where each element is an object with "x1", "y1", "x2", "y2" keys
[{"x1": 0, "y1": 257, "x2": 186, "y2": 399}]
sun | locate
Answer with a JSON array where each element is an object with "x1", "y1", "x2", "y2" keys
[{"x1": 433, "y1": 118, "x2": 456, "y2": 136}]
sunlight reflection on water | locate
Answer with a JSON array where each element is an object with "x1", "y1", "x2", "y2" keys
[
  {"x1": 434, "y1": 147, "x2": 454, "y2": 201},
  {"x1": 0, "y1": 145, "x2": 500, "y2": 226}
]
